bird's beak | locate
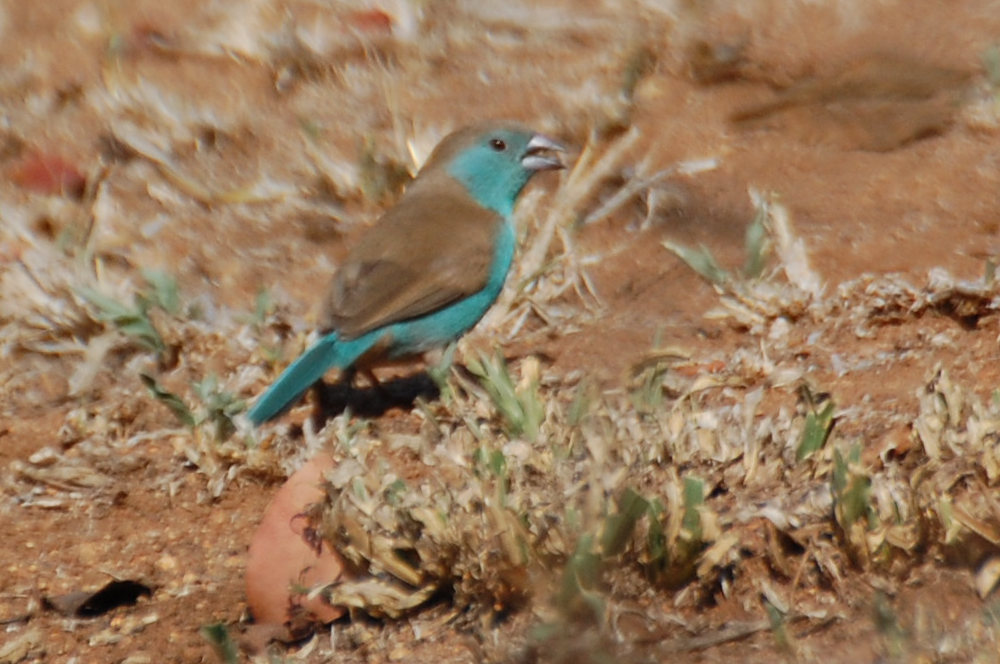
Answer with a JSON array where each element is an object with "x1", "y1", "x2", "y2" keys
[{"x1": 521, "y1": 133, "x2": 566, "y2": 171}]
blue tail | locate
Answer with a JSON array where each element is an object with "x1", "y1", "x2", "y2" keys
[{"x1": 247, "y1": 334, "x2": 345, "y2": 425}]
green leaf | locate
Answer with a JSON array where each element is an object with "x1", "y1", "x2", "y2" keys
[
  {"x1": 984, "y1": 44, "x2": 1000, "y2": 88},
  {"x1": 567, "y1": 380, "x2": 592, "y2": 428},
  {"x1": 765, "y1": 599, "x2": 791, "y2": 651},
  {"x1": 681, "y1": 476, "x2": 705, "y2": 542},
  {"x1": 467, "y1": 351, "x2": 543, "y2": 441},
  {"x1": 140, "y1": 373, "x2": 195, "y2": 428},
  {"x1": 558, "y1": 533, "x2": 604, "y2": 620},
  {"x1": 796, "y1": 399, "x2": 836, "y2": 461},
  {"x1": 253, "y1": 288, "x2": 272, "y2": 327},
  {"x1": 192, "y1": 374, "x2": 245, "y2": 441},
  {"x1": 743, "y1": 201, "x2": 769, "y2": 279},
  {"x1": 426, "y1": 342, "x2": 457, "y2": 402},
  {"x1": 77, "y1": 286, "x2": 135, "y2": 319},
  {"x1": 631, "y1": 360, "x2": 669, "y2": 413},
  {"x1": 199, "y1": 622, "x2": 238, "y2": 664},
  {"x1": 621, "y1": 44, "x2": 655, "y2": 101},
  {"x1": 488, "y1": 449, "x2": 507, "y2": 478},
  {"x1": 645, "y1": 498, "x2": 667, "y2": 565},
  {"x1": 601, "y1": 488, "x2": 649, "y2": 557},
  {"x1": 192, "y1": 374, "x2": 219, "y2": 402},
  {"x1": 141, "y1": 268, "x2": 180, "y2": 315},
  {"x1": 118, "y1": 317, "x2": 165, "y2": 352},
  {"x1": 385, "y1": 478, "x2": 407, "y2": 505},
  {"x1": 78, "y1": 287, "x2": 165, "y2": 353},
  {"x1": 832, "y1": 444, "x2": 872, "y2": 529},
  {"x1": 663, "y1": 240, "x2": 729, "y2": 285},
  {"x1": 982, "y1": 597, "x2": 1000, "y2": 627},
  {"x1": 872, "y1": 591, "x2": 905, "y2": 658}
]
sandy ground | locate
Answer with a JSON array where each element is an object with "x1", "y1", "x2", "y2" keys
[{"x1": 4, "y1": 1, "x2": 1000, "y2": 662}]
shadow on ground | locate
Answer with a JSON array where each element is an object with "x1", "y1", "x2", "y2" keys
[{"x1": 313, "y1": 371, "x2": 441, "y2": 423}]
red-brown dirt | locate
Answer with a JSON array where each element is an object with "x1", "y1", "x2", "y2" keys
[{"x1": 4, "y1": 1, "x2": 1000, "y2": 662}]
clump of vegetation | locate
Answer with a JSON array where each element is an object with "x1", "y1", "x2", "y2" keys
[
  {"x1": 141, "y1": 373, "x2": 245, "y2": 442},
  {"x1": 237, "y1": 184, "x2": 1000, "y2": 662},
  {"x1": 78, "y1": 268, "x2": 183, "y2": 360}
]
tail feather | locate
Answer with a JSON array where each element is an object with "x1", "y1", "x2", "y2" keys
[{"x1": 247, "y1": 334, "x2": 343, "y2": 425}]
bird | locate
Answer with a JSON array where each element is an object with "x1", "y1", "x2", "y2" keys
[{"x1": 247, "y1": 123, "x2": 565, "y2": 425}]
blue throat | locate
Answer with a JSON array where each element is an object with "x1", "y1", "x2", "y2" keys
[{"x1": 447, "y1": 150, "x2": 530, "y2": 217}]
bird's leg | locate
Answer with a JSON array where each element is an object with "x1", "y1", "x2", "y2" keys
[
  {"x1": 308, "y1": 366, "x2": 355, "y2": 427},
  {"x1": 361, "y1": 367, "x2": 390, "y2": 398},
  {"x1": 340, "y1": 366, "x2": 358, "y2": 389}
]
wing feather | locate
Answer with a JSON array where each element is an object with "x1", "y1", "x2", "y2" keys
[{"x1": 321, "y1": 174, "x2": 502, "y2": 338}]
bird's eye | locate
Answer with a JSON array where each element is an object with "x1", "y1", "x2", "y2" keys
[{"x1": 489, "y1": 138, "x2": 506, "y2": 151}]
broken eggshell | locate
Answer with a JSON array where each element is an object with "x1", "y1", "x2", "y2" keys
[{"x1": 246, "y1": 453, "x2": 344, "y2": 625}]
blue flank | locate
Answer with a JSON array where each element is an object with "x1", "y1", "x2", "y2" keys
[{"x1": 246, "y1": 219, "x2": 516, "y2": 425}]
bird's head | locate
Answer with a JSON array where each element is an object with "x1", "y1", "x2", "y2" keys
[{"x1": 430, "y1": 124, "x2": 565, "y2": 216}]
